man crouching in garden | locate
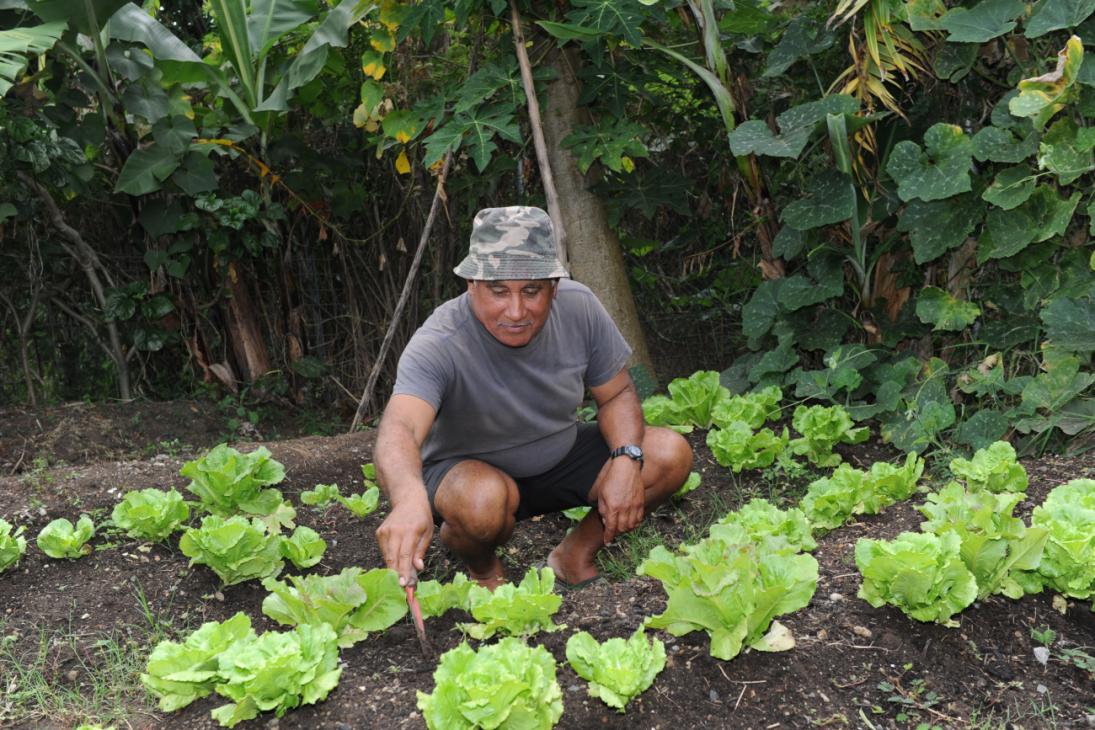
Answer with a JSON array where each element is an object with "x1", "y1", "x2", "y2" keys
[{"x1": 374, "y1": 206, "x2": 693, "y2": 590}]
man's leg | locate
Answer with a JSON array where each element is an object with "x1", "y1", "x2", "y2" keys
[
  {"x1": 433, "y1": 460, "x2": 520, "y2": 589},
  {"x1": 548, "y1": 427, "x2": 693, "y2": 585}
]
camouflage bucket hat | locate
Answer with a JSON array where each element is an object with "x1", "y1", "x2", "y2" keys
[{"x1": 453, "y1": 206, "x2": 570, "y2": 280}]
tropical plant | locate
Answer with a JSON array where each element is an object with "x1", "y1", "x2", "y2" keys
[
  {"x1": 565, "y1": 628, "x2": 666, "y2": 712},
  {"x1": 111, "y1": 487, "x2": 190, "y2": 542},
  {"x1": 36, "y1": 515, "x2": 95, "y2": 558}
]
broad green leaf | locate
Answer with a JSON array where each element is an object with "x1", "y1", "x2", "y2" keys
[
  {"x1": 741, "y1": 280, "x2": 781, "y2": 340},
  {"x1": 208, "y1": 0, "x2": 257, "y2": 107},
  {"x1": 982, "y1": 165, "x2": 1036, "y2": 210},
  {"x1": 28, "y1": 0, "x2": 128, "y2": 35},
  {"x1": 566, "y1": 0, "x2": 646, "y2": 47},
  {"x1": 1026, "y1": 0, "x2": 1095, "y2": 38},
  {"x1": 247, "y1": 0, "x2": 315, "y2": 56},
  {"x1": 954, "y1": 410, "x2": 1010, "y2": 451},
  {"x1": 934, "y1": 42, "x2": 978, "y2": 82},
  {"x1": 1009, "y1": 36, "x2": 1085, "y2": 129},
  {"x1": 897, "y1": 194, "x2": 983, "y2": 263},
  {"x1": 1038, "y1": 117, "x2": 1095, "y2": 184},
  {"x1": 108, "y1": 4, "x2": 202, "y2": 62},
  {"x1": 971, "y1": 126, "x2": 1040, "y2": 163},
  {"x1": 422, "y1": 105, "x2": 521, "y2": 172},
  {"x1": 764, "y1": 16, "x2": 836, "y2": 77},
  {"x1": 381, "y1": 109, "x2": 419, "y2": 144},
  {"x1": 781, "y1": 170, "x2": 856, "y2": 230},
  {"x1": 1041, "y1": 295, "x2": 1095, "y2": 351},
  {"x1": 171, "y1": 153, "x2": 218, "y2": 195},
  {"x1": 728, "y1": 95, "x2": 859, "y2": 158},
  {"x1": 940, "y1": 0, "x2": 1025, "y2": 42},
  {"x1": 980, "y1": 186, "x2": 1081, "y2": 261},
  {"x1": 0, "y1": 22, "x2": 64, "y2": 97},
  {"x1": 906, "y1": 0, "x2": 949, "y2": 30},
  {"x1": 562, "y1": 118, "x2": 648, "y2": 173},
  {"x1": 886, "y1": 123, "x2": 973, "y2": 202},
  {"x1": 916, "y1": 286, "x2": 981, "y2": 331},
  {"x1": 777, "y1": 251, "x2": 843, "y2": 310},
  {"x1": 114, "y1": 144, "x2": 181, "y2": 195},
  {"x1": 1019, "y1": 351, "x2": 1095, "y2": 413},
  {"x1": 536, "y1": 20, "x2": 603, "y2": 42}
]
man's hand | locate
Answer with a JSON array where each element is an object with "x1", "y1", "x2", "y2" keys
[
  {"x1": 376, "y1": 496, "x2": 434, "y2": 587},
  {"x1": 597, "y1": 459, "x2": 644, "y2": 544}
]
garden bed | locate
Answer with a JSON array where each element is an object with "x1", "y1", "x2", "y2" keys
[{"x1": 1, "y1": 426, "x2": 1093, "y2": 729}]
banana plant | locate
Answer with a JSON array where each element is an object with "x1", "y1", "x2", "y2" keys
[{"x1": 0, "y1": 21, "x2": 66, "y2": 96}]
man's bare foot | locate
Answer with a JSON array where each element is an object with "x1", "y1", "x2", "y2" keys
[
  {"x1": 468, "y1": 556, "x2": 507, "y2": 591},
  {"x1": 547, "y1": 545, "x2": 598, "y2": 586}
]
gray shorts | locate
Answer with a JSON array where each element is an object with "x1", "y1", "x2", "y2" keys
[{"x1": 422, "y1": 423, "x2": 609, "y2": 525}]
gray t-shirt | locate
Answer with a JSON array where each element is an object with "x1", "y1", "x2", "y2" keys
[{"x1": 392, "y1": 279, "x2": 632, "y2": 477}]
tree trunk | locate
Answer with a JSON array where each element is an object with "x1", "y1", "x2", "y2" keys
[
  {"x1": 225, "y1": 261, "x2": 272, "y2": 382},
  {"x1": 540, "y1": 47, "x2": 655, "y2": 378}
]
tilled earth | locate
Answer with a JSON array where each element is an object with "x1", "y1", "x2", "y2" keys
[{"x1": 1, "y1": 420, "x2": 1094, "y2": 729}]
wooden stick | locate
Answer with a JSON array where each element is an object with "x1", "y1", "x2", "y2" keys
[
  {"x1": 349, "y1": 154, "x2": 453, "y2": 432},
  {"x1": 509, "y1": 0, "x2": 568, "y2": 269}
]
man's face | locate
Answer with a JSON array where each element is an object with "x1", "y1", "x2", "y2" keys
[{"x1": 467, "y1": 279, "x2": 557, "y2": 348}]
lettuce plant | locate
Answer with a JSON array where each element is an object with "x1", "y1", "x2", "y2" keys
[
  {"x1": 182, "y1": 444, "x2": 294, "y2": 530},
  {"x1": 261, "y1": 567, "x2": 406, "y2": 647},
  {"x1": 112, "y1": 488, "x2": 190, "y2": 542},
  {"x1": 278, "y1": 526, "x2": 326, "y2": 569},
  {"x1": 801, "y1": 466, "x2": 868, "y2": 532},
  {"x1": 337, "y1": 486, "x2": 379, "y2": 518},
  {"x1": 415, "y1": 572, "x2": 474, "y2": 618},
  {"x1": 1031, "y1": 478, "x2": 1095, "y2": 603},
  {"x1": 299, "y1": 483, "x2": 340, "y2": 507},
  {"x1": 638, "y1": 530, "x2": 818, "y2": 660},
  {"x1": 562, "y1": 506, "x2": 591, "y2": 521},
  {"x1": 37, "y1": 515, "x2": 96, "y2": 558},
  {"x1": 948, "y1": 440, "x2": 1028, "y2": 494},
  {"x1": 789, "y1": 404, "x2": 869, "y2": 467},
  {"x1": 855, "y1": 531, "x2": 978, "y2": 625},
  {"x1": 142, "y1": 612, "x2": 255, "y2": 711},
  {"x1": 706, "y1": 422, "x2": 788, "y2": 472},
  {"x1": 917, "y1": 482, "x2": 1047, "y2": 599},
  {"x1": 641, "y1": 370, "x2": 730, "y2": 432},
  {"x1": 179, "y1": 515, "x2": 284, "y2": 586},
  {"x1": 861, "y1": 453, "x2": 924, "y2": 512},
  {"x1": 416, "y1": 637, "x2": 563, "y2": 730},
  {"x1": 712, "y1": 498, "x2": 816, "y2": 552},
  {"x1": 674, "y1": 471, "x2": 702, "y2": 497},
  {"x1": 711, "y1": 385, "x2": 783, "y2": 430},
  {"x1": 460, "y1": 566, "x2": 563, "y2": 640},
  {"x1": 211, "y1": 623, "x2": 342, "y2": 728},
  {"x1": 565, "y1": 628, "x2": 665, "y2": 712},
  {"x1": 0, "y1": 518, "x2": 27, "y2": 572}
]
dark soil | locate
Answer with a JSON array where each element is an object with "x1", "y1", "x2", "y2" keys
[{"x1": 1, "y1": 414, "x2": 1094, "y2": 730}]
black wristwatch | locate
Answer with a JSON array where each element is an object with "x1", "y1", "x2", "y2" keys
[{"x1": 609, "y1": 444, "x2": 644, "y2": 467}]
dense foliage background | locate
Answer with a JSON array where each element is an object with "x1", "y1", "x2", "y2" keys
[{"x1": 0, "y1": 0, "x2": 1092, "y2": 455}]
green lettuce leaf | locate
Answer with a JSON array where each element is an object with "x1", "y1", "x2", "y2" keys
[
  {"x1": 1031, "y1": 478, "x2": 1095, "y2": 601},
  {"x1": 565, "y1": 628, "x2": 666, "y2": 711},
  {"x1": 674, "y1": 471, "x2": 702, "y2": 497},
  {"x1": 460, "y1": 567, "x2": 563, "y2": 640},
  {"x1": 949, "y1": 440, "x2": 1028, "y2": 493},
  {"x1": 789, "y1": 404, "x2": 869, "y2": 467},
  {"x1": 299, "y1": 483, "x2": 341, "y2": 507},
  {"x1": 36, "y1": 515, "x2": 96, "y2": 559},
  {"x1": 706, "y1": 423, "x2": 789, "y2": 473},
  {"x1": 337, "y1": 486, "x2": 379, "y2": 518},
  {"x1": 712, "y1": 498, "x2": 816, "y2": 552},
  {"x1": 278, "y1": 525, "x2": 327, "y2": 569},
  {"x1": 0, "y1": 519, "x2": 28, "y2": 573},
  {"x1": 711, "y1": 385, "x2": 783, "y2": 430},
  {"x1": 179, "y1": 515, "x2": 284, "y2": 586},
  {"x1": 415, "y1": 573, "x2": 474, "y2": 618},
  {"x1": 112, "y1": 487, "x2": 190, "y2": 542},
  {"x1": 261, "y1": 567, "x2": 406, "y2": 647},
  {"x1": 182, "y1": 444, "x2": 292, "y2": 530},
  {"x1": 416, "y1": 637, "x2": 563, "y2": 730},
  {"x1": 641, "y1": 371, "x2": 731, "y2": 431}
]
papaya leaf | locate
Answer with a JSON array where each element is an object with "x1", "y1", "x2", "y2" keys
[
  {"x1": 423, "y1": 105, "x2": 521, "y2": 172},
  {"x1": 939, "y1": 0, "x2": 1024, "y2": 42},
  {"x1": 565, "y1": 0, "x2": 647, "y2": 47},
  {"x1": 916, "y1": 286, "x2": 982, "y2": 331},
  {"x1": 897, "y1": 194, "x2": 983, "y2": 263},
  {"x1": 1009, "y1": 36, "x2": 1084, "y2": 129},
  {"x1": 1025, "y1": 0, "x2": 1095, "y2": 38},
  {"x1": 982, "y1": 166, "x2": 1036, "y2": 210},
  {"x1": 781, "y1": 170, "x2": 855, "y2": 230},
  {"x1": 885, "y1": 123, "x2": 972, "y2": 202},
  {"x1": 562, "y1": 118, "x2": 648, "y2": 174}
]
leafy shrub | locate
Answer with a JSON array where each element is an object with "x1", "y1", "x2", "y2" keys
[
  {"x1": 337, "y1": 486, "x2": 379, "y2": 518},
  {"x1": 855, "y1": 531, "x2": 978, "y2": 625},
  {"x1": 712, "y1": 498, "x2": 816, "y2": 552},
  {"x1": 278, "y1": 526, "x2": 326, "y2": 569},
  {"x1": 416, "y1": 637, "x2": 563, "y2": 730},
  {"x1": 638, "y1": 529, "x2": 817, "y2": 660},
  {"x1": 36, "y1": 515, "x2": 95, "y2": 558},
  {"x1": 0, "y1": 519, "x2": 27, "y2": 572},
  {"x1": 948, "y1": 440, "x2": 1028, "y2": 494},
  {"x1": 706, "y1": 422, "x2": 788, "y2": 472},
  {"x1": 142, "y1": 613, "x2": 255, "y2": 711},
  {"x1": 179, "y1": 515, "x2": 284, "y2": 586},
  {"x1": 460, "y1": 566, "x2": 563, "y2": 640},
  {"x1": 642, "y1": 370, "x2": 729, "y2": 432},
  {"x1": 211, "y1": 623, "x2": 342, "y2": 727},
  {"x1": 917, "y1": 482, "x2": 1047, "y2": 599},
  {"x1": 1031, "y1": 478, "x2": 1095, "y2": 603},
  {"x1": 182, "y1": 444, "x2": 294, "y2": 530},
  {"x1": 415, "y1": 572, "x2": 474, "y2": 618},
  {"x1": 789, "y1": 404, "x2": 869, "y2": 467},
  {"x1": 261, "y1": 567, "x2": 406, "y2": 647},
  {"x1": 299, "y1": 483, "x2": 340, "y2": 507},
  {"x1": 710, "y1": 385, "x2": 783, "y2": 429},
  {"x1": 565, "y1": 628, "x2": 665, "y2": 712},
  {"x1": 112, "y1": 487, "x2": 190, "y2": 542}
]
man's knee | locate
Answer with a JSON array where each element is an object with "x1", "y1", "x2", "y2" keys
[
  {"x1": 642, "y1": 428, "x2": 694, "y2": 488},
  {"x1": 435, "y1": 461, "x2": 518, "y2": 542}
]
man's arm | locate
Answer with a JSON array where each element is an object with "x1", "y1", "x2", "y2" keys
[
  {"x1": 589, "y1": 369, "x2": 646, "y2": 543},
  {"x1": 374, "y1": 393, "x2": 437, "y2": 586}
]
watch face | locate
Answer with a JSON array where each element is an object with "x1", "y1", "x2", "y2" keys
[{"x1": 624, "y1": 445, "x2": 643, "y2": 460}]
